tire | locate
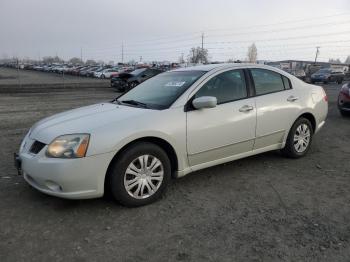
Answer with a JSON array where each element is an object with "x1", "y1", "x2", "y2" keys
[
  {"x1": 340, "y1": 110, "x2": 350, "y2": 117},
  {"x1": 108, "y1": 142, "x2": 171, "y2": 207},
  {"x1": 101, "y1": 74, "x2": 105, "y2": 79},
  {"x1": 281, "y1": 117, "x2": 313, "y2": 158},
  {"x1": 337, "y1": 79, "x2": 343, "y2": 84}
]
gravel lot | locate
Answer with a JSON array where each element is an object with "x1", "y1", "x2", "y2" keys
[
  {"x1": 0, "y1": 67, "x2": 109, "y2": 92},
  {"x1": 0, "y1": 68, "x2": 349, "y2": 262}
]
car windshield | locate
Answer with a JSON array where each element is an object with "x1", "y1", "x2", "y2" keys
[
  {"x1": 130, "y1": 68, "x2": 147, "y2": 75},
  {"x1": 318, "y1": 69, "x2": 331, "y2": 74},
  {"x1": 116, "y1": 70, "x2": 206, "y2": 109}
]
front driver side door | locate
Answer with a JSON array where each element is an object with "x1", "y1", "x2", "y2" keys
[{"x1": 186, "y1": 69, "x2": 257, "y2": 169}]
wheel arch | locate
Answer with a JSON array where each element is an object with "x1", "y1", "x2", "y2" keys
[
  {"x1": 298, "y1": 112, "x2": 316, "y2": 132},
  {"x1": 282, "y1": 111, "x2": 317, "y2": 148},
  {"x1": 104, "y1": 136, "x2": 179, "y2": 193}
]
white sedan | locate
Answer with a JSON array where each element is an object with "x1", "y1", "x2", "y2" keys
[
  {"x1": 94, "y1": 68, "x2": 120, "y2": 78},
  {"x1": 15, "y1": 64, "x2": 328, "y2": 206}
]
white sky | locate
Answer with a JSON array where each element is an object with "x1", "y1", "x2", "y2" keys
[{"x1": 1, "y1": 0, "x2": 350, "y2": 63}]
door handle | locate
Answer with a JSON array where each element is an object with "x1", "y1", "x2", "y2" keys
[
  {"x1": 287, "y1": 96, "x2": 298, "y2": 102},
  {"x1": 239, "y1": 105, "x2": 254, "y2": 112}
]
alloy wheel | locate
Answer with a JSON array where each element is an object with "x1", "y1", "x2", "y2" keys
[
  {"x1": 123, "y1": 155, "x2": 164, "y2": 199},
  {"x1": 293, "y1": 124, "x2": 311, "y2": 153}
]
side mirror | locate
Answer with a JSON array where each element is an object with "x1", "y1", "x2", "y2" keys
[{"x1": 192, "y1": 96, "x2": 217, "y2": 109}]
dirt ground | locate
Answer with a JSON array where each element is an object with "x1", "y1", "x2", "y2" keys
[
  {"x1": 0, "y1": 68, "x2": 349, "y2": 262},
  {"x1": 0, "y1": 67, "x2": 109, "y2": 92}
]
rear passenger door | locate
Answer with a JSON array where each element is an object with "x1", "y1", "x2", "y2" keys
[{"x1": 249, "y1": 68, "x2": 300, "y2": 150}]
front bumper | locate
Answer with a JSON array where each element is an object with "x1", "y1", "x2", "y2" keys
[
  {"x1": 18, "y1": 147, "x2": 115, "y2": 199},
  {"x1": 338, "y1": 92, "x2": 350, "y2": 111},
  {"x1": 111, "y1": 80, "x2": 128, "y2": 90},
  {"x1": 311, "y1": 77, "x2": 327, "y2": 83}
]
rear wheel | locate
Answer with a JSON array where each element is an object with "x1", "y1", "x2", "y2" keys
[
  {"x1": 340, "y1": 109, "x2": 350, "y2": 117},
  {"x1": 281, "y1": 118, "x2": 313, "y2": 158},
  {"x1": 108, "y1": 142, "x2": 171, "y2": 207}
]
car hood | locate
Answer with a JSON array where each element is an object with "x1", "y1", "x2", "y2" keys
[
  {"x1": 29, "y1": 102, "x2": 149, "y2": 144},
  {"x1": 112, "y1": 73, "x2": 134, "y2": 80}
]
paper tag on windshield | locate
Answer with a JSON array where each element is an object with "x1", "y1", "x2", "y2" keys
[{"x1": 165, "y1": 81, "x2": 186, "y2": 87}]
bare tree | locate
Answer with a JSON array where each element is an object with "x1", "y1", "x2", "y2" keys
[
  {"x1": 42, "y1": 56, "x2": 63, "y2": 64},
  {"x1": 188, "y1": 47, "x2": 209, "y2": 64},
  {"x1": 247, "y1": 43, "x2": 257, "y2": 63},
  {"x1": 344, "y1": 55, "x2": 350, "y2": 64},
  {"x1": 86, "y1": 59, "x2": 97, "y2": 65},
  {"x1": 69, "y1": 57, "x2": 83, "y2": 65},
  {"x1": 329, "y1": 58, "x2": 341, "y2": 64},
  {"x1": 178, "y1": 53, "x2": 185, "y2": 64}
]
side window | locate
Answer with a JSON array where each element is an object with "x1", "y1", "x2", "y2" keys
[
  {"x1": 250, "y1": 69, "x2": 285, "y2": 95},
  {"x1": 282, "y1": 76, "x2": 292, "y2": 90},
  {"x1": 195, "y1": 70, "x2": 247, "y2": 104}
]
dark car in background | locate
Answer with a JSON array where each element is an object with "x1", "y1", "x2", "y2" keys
[
  {"x1": 338, "y1": 83, "x2": 350, "y2": 116},
  {"x1": 311, "y1": 68, "x2": 344, "y2": 84},
  {"x1": 111, "y1": 68, "x2": 162, "y2": 92}
]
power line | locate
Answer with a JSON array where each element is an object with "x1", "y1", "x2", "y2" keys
[{"x1": 82, "y1": 12, "x2": 350, "y2": 50}]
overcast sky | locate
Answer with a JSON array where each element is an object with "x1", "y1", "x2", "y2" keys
[{"x1": 1, "y1": 0, "x2": 350, "y2": 63}]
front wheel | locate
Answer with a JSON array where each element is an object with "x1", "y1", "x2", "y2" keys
[
  {"x1": 108, "y1": 142, "x2": 171, "y2": 207},
  {"x1": 281, "y1": 118, "x2": 313, "y2": 158}
]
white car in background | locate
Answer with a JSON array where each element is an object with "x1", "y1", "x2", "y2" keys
[
  {"x1": 15, "y1": 64, "x2": 328, "y2": 207},
  {"x1": 94, "y1": 68, "x2": 120, "y2": 78}
]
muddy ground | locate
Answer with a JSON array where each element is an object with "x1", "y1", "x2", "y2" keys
[{"x1": 0, "y1": 68, "x2": 349, "y2": 261}]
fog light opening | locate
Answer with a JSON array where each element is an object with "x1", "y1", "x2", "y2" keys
[{"x1": 45, "y1": 181, "x2": 63, "y2": 192}]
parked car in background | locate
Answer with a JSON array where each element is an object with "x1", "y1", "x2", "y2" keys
[
  {"x1": 87, "y1": 67, "x2": 104, "y2": 77},
  {"x1": 292, "y1": 69, "x2": 306, "y2": 81},
  {"x1": 15, "y1": 64, "x2": 328, "y2": 206},
  {"x1": 111, "y1": 68, "x2": 162, "y2": 91},
  {"x1": 80, "y1": 66, "x2": 99, "y2": 77},
  {"x1": 311, "y1": 68, "x2": 344, "y2": 84},
  {"x1": 338, "y1": 83, "x2": 350, "y2": 116},
  {"x1": 94, "y1": 68, "x2": 120, "y2": 79}
]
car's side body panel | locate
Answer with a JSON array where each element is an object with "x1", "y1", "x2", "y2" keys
[
  {"x1": 186, "y1": 97, "x2": 256, "y2": 166},
  {"x1": 253, "y1": 88, "x2": 302, "y2": 149}
]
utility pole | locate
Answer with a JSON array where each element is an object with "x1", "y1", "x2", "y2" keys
[
  {"x1": 314, "y1": 46, "x2": 320, "y2": 64},
  {"x1": 140, "y1": 56, "x2": 142, "y2": 62},
  {"x1": 80, "y1": 47, "x2": 83, "y2": 64},
  {"x1": 121, "y1": 42, "x2": 124, "y2": 64}
]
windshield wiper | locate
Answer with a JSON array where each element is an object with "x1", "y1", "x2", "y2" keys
[
  {"x1": 110, "y1": 98, "x2": 123, "y2": 105},
  {"x1": 120, "y1": 100, "x2": 149, "y2": 108}
]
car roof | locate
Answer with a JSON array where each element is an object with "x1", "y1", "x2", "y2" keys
[{"x1": 172, "y1": 63, "x2": 268, "y2": 72}]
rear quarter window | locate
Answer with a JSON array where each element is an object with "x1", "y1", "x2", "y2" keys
[
  {"x1": 282, "y1": 76, "x2": 292, "y2": 90},
  {"x1": 250, "y1": 68, "x2": 288, "y2": 95}
]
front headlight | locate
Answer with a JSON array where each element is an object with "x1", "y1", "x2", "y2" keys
[{"x1": 46, "y1": 134, "x2": 90, "y2": 158}]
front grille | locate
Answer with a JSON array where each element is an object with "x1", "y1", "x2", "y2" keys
[{"x1": 29, "y1": 141, "x2": 46, "y2": 154}]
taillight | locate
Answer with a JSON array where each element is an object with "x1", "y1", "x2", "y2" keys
[
  {"x1": 340, "y1": 84, "x2": 350, "y2": 98},
  {"x1": 321, "y1": 87, "x2": 328, "y2": 102}
]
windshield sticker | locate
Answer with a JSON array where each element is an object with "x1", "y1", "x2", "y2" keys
[{"x1": 165, "y1": 81, "x2": 186, "y2": 87}]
